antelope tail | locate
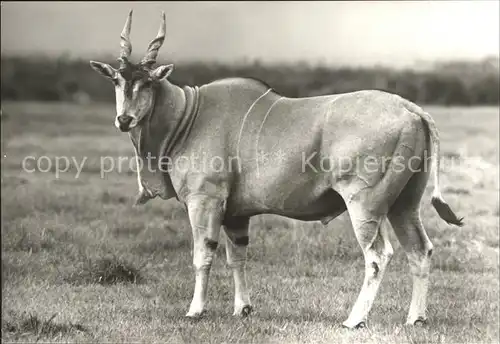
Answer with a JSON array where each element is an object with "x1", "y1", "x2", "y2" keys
[{"x1": 406, "y1": 101, "x2": 464, "y2": 227}]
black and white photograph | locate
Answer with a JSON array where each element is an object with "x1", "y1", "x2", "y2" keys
[{"x1": 1, "y1": 1, "x2": 499, "y2": 343}]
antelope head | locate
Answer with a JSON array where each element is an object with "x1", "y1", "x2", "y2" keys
[{"x1": 90, "y1": 10, "x2": 174, "y2": 132}]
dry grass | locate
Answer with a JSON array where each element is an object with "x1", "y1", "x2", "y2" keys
[
  {"x1": 1, "y1": 101, "x2": 499, "y2": 343},
  {"x1": 2, "y1": 312, "x2": 88, "y2": 342}
]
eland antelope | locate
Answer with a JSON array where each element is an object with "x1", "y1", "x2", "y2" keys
[{"x1": 90, "y1": 11, "x2": 463, "y2": 328}]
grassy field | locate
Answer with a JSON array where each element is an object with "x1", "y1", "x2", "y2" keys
[{"x1": 1, "y1": 100, "x2": 499, "y2": 343}]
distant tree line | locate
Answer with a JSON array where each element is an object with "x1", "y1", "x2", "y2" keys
[{"x1": 1, "y1": 56, "x2": 498, "y2": 105}]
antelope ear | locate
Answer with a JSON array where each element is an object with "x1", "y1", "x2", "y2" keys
[
  {"x1": 89, "y1": 61, "x2": 117, "y2": 80},
  {"x1": 151, "y1": 64, "x2": 173, "y2": 81}
]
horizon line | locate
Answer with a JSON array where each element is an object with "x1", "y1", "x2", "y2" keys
[{"x1": 2, "y1": 51, "x2": 499, "y2": 71}]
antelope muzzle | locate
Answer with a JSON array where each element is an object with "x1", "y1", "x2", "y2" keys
[{"x1": 117, "y1": 115, "x2": 133, "y2": 132}]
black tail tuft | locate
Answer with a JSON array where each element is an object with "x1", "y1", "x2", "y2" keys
[{"x1": 431, "y1": 196, "x2": 464, "y2": 227}]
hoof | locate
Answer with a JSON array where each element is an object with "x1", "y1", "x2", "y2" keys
[
  {"x1": 234, "y1": 305, "x2": 253, "y2": 317},
  {"x1": 185, "y1": 309, "x2": 206, "y2": 319},
  {"x1": 342, "y1": 320, "x2": 366, "y2": 329},
  {"x1": 407, "y1": 317, "x2": 427, "y2": 327}
]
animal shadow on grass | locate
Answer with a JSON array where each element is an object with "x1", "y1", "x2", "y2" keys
[
  {"x1": 2, "y1": 312, "x2": 88, "y2": 341},
  {"x1": 401, "y1": 324, "x2": 452, "y2": 344},
  {"x1": 64, "y1": 256, "x2": 145, "y2": 285},
  {"x1": 256, "y1": 309, "x2": 345, "y2": 326}
]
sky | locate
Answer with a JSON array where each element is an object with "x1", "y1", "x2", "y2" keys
[{"x1": 1, "y1": 1, "x2": 498, "y2": 68}]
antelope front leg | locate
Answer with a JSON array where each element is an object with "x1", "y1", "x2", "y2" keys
[
  {"x1": 185, "y1": 195, "x2": 224, "y2": 318},
  {"x1": 224, "y1": 217, "x2": 252, "y2": 316}
]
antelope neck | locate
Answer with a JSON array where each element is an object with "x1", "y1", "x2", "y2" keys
[
  {"x1": 131, "y1": 81, "x2": 200, "y2": 161},
  {"x1": 127, "y1": 80, "x2": 200, "y2": 201},
  {"x1": 161, "y1": 83, "x2": 201, "y2": 159}
]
